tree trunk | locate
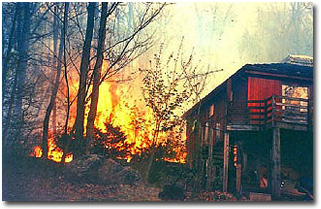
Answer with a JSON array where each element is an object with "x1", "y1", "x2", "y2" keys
[
  {"x1": 73, "y1": 2, "x2": 95, "y2": 148},
  {"x1": 86, "y1": 3, "x2": 108, "y2": 154},
  {"x1": 2, "y1": 3, "x2": 22, "y2": 146},
  {"x1": 42, "y1": 3, "x2": 69, "y2": 159},
  {"x1": 2, "y1": 3, "x2": 19, "y2": 94},
  {"x1": 61, "y1": 2, "x2": 70, "y2": 164},
  {"x1": 63, "y1": 2, "x2": 70, "y2": 134},
  {"x1": 14, "y1": 2, "x2": 31, "y2": 145},
  {"x1": 52, "y1": 4, "x2": 58, "y2": 136}
]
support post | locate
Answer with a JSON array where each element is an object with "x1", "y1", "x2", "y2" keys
[
  {"x1": 236, "y1": 164, "x2": 242, "y2": 193},
  {"x1": 206, "y1": 128, "x2": 214, "y2": 191},
  {"x1": 223, "y1": 131, "x2": 230, "y2": 192},
  {"x1": 271, "y1": 127, "x2": 281, "y2": 198}
]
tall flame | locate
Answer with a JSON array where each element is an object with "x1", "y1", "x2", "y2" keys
[{"x1": 31, "y1": 60, "x2": 186, "y2": 164}]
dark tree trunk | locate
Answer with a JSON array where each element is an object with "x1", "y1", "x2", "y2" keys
[
  {"x1": 2, "y1": 3, "x2": 22, "y2": 145},
  {"x1": 2, "y1": 3, "x2": 19, "y2": 94},
  {"x1": 63, "y1": 2, "x2": 70, "y2": 134},
  {"x1": 13, "y1": 2, "x2": 31, "y2": 145},
  {"x1": 73, "y1": 2, "x2": 96, "y2": 151},
  {"x1": 61, "y1": 2, "x2": 70, "y2": 164},
  {"x1": 52, "y1": 4, "x2": 58, "y2": 136},
  {"x1": 86, "y1": 3, "x2": 108, "y2": 154},
  {"x1": 42, "y1": 3, "x2": 69, "y2": 159}
]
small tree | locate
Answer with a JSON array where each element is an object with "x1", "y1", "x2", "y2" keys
[{"x1": 139, "y1": 43, "x2": 207, "y2": 179}]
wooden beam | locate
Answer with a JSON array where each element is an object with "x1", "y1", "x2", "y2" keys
[
  {"x1": 245, "y1": 70, "x2": 313, "y2": 81},
  {"x1": 271, "y1": 128, "x2": 281, "y2": 198},
  {"x1": 275, "y1": 121, "x2": 308, "y2": 131},
  {"x1": 226, "y1": 124, "x2": 261, "y2": 131},
  {"x1": 223, "y1": 131, "x2": 230, "y2": 192}
]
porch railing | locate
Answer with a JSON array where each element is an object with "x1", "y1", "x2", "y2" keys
[{"x1": 227, "y1": 95, "x2": 313, "y2": 130}]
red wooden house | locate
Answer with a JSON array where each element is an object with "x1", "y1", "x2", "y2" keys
[{"x1": 183, "y1": 57, "x2": 313, "y2": 199}]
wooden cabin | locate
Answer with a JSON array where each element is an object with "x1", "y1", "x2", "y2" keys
[{"x1": 183, "y1": 58, "x2": 313, "y2": 199}]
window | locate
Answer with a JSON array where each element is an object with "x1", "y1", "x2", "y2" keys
[
  {"x1": 209, "y1": 104, "x2": 215, "y2": 117},
  {"x1": 204, "y1": 122, "x2": 209, "y2": 146},
  {"x1": 282, "y1": 85, "x2": 308, "y2": 112}
]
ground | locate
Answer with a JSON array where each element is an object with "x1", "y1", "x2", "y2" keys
[
  {"x1": 3, "y1": 155, "x2": 304, "y2": 202},
  {"x1": 2, "y1": 156, "x2": 237, "y2": 202},
  {"x1": 3, "y1": 156, "x2": 162, "y2": 201}
]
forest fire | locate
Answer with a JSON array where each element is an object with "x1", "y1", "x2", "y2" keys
[
  {"x1": 82, "y1": 76, "x2": 187, "y2": 163},
  {"x1": 31, "y1": 60, "x2": 187, "y2": 164},
  {"x1": 31, "y1": 137, "x2": 73, "y2": 163},
  {"x1": 47, "y1": 137, "x2": 73, "y2": 163},
  {"x1": 30, "y1": 146, "x2": 42, "y2": 158}
]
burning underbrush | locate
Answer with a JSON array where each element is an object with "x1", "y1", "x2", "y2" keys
[
  {"x1": 31, "y1": 120, "x2": 187, "y2": 166},
  {"x1": 30, "y1": 75, "x2": 188, "y2": 164}
]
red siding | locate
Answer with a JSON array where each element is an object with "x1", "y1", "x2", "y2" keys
[
  {"x1": 248, "y1": 77, "x2": 282, "y2": 100},
  {"x1": 248, "y1": 77, "x2": 282, "y2": 124}
]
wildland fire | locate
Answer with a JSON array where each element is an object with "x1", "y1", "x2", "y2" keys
[
  {"x1": 2, "y1": 2, "x2": 313, "y2": 201},
  {"x1": 29, "y1": 65, "x2": 187, "y2": 164}
]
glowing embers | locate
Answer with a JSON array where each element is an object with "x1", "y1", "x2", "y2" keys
[
  {"x1": 30, "y1": 136, "x2": 73, "y2": 163},
  {"x1": 47, "y1": 136, "x2": 73, "y2": 163},
  {"x1": 30, "y1": 146, "x2": 43, "y2": 158},
  {"x1": 233, "y1": 144, "x2": 238, "y2": 167}
]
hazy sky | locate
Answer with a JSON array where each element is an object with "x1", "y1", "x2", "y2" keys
[{"x1": 139, "y1": 2, "x2": 313, "y2": 98}]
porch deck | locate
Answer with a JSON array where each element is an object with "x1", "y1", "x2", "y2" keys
[{"x1": 227, "y1": 95, "x2": 313, "y2": 132}]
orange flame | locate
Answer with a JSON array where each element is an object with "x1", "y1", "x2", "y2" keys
[
  {"x1": 31, "y1": 60, "x2": 186, "y2": 163},
  {"x1": 47, "y1": 136, "x2": 73, "y2": 163},
  {"x1": 30, "y1": 134, "x2": 73, "y2": 163},
  {"x1": 30, "y1": 146, "x2": 43, "y2": 158}
]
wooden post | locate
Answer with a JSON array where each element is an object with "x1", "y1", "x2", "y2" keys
[
  {"x1": 272, "y1": 96, "x2": 275, "y2": 127},
  {"x1": 206, "y1": 128, "x2": 214, "y2": 191},
  {"x1": 223, "y1": 131, "x2": 230, "y2": 192},
  {"x1": 271, "y1": 127, "x2": 281, "y2": 198},
  {"x1": 236, "y1": 164, "x2": 242, "y2": 193},
  {"x1": 307, "y1": 99, "x2": 312, "y2": 131}
]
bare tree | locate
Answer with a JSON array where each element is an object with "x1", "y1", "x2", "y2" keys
[
  {"x1": 78, "y1": 3, "x2": 165, "y2": 155},
  {"x1": 73, "y1": 2, "x2": 95, "y2": 144},
  {"x1": 86, "y1": 2, "x2": 109, "y2": 154},
  {"x1": 2, "y1": 3, "x2": 32, "y2": 149},
  {"x1": 52, "y1": 5, "x2": 58, "y2": 136},
  {"x1": 41, "y1": 3, "x2": 69, "y2": 159},
  {"x1": 2, "y1": 3, "x2": 20, "y2": 90},
  {"x1": 139, "y1": 42, "x2": 218, "y2": 179}
]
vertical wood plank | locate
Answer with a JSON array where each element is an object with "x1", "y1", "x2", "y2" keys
[
  {"x1": 227, "y1": 78, "x2": 232, "y2": 102},
  {"x1": 223, "y1": 131, "x2": 230, "y2": 192},
  {"x1": 236, "y1": 164, "x2": 242, "y2": 193},
  {"x1": 206, "y1": 127, "x2": 214, "y2": 191},
  {"x1": 271, "y1": 127, "x2": 281, "y2": 198}
]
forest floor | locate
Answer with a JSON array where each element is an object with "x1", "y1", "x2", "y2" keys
[
  {"x1": 3, "y1": 157, "x2": 161, "y2": 201},
  {"x1": 3, "y1": 156, "x2": 238, "y2": 202},
  {"x1": 4, "y1": 156, "x2": 302, "y2": 202}
]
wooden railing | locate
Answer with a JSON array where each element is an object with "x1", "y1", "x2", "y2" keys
[{"x1": 227, "y1": 95, "x2": 313, "y2": 130}]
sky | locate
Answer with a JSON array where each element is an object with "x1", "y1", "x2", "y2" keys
[{"x1": 138, "y1": 2, "x2": 313, "y2": 99}]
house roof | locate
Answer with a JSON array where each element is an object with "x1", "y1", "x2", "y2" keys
[
  {"x1": 283, "y1": 55, "x2": 313, "y2": 67},
  {"x1": 183, "y1": 61, "x2": 313, "y2": 118},
  {"x1": 243, "y1": 62, "x2": 313, "y2": 79}
]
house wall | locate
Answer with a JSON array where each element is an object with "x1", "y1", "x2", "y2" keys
[
  {"x1": 185, "y1": 65, "x2": 313, "y2": 193},
  {"x1": 248, "y1": 77, "x2": 282, "y2": 100}
]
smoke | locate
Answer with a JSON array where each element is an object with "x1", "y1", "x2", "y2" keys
[{"x1": 138, "y1": 2, "x2": 313, "y2": 98}]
